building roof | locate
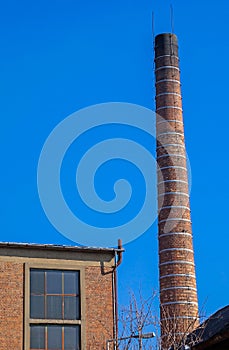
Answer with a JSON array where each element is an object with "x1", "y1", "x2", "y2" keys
[
  {"x1": 188, "y1": 305, "x2": 229, "y2": 349},
  {"x1": 0, "y1": 241, "x2": 124, "y2": 254}
]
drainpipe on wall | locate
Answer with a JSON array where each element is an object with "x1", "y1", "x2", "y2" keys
[{"x1": 113, "y1": 239, "x2": 123, "y2": 350}]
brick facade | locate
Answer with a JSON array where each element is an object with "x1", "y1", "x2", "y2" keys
[
  {"x1": 0, "y1": 262, "x2": 24, "y2": 349},
  {"x1": 85, "y1": 266, "x2": 114, "y2": 349},
  {"x1": 0, "y1": 243, "x2": 119, "y2": 350}
]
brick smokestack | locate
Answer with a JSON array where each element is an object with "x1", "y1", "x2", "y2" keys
[{"x1": 155, "y1": 33, "x2": 199, "y2": 347}]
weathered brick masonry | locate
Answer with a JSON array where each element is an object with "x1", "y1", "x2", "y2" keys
[
  {"x1": 155, "y1": 33, "x2": 199, "y2": 345},
  {"x1": 0, "y1": 262, "x2": 24, "y2": 349},
  {"x1": 85, "y1": 266, "x2": 114, "y2": 349}
]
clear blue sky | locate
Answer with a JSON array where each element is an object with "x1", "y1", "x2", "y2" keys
[{"x1": 0, "y1": 0, "x2": 228, "y2": 319}]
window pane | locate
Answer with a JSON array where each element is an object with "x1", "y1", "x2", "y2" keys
[
  {"x1": 30, "y1": 296, "x2": 45, "y2": 319},
  {"x1": 64, "y1": 271, "x2": 79, "y2": 294},
  {"x1": 30, "y1": 270, "x2": 45, "y2": 295},
  {"x1": 64, "y1": 326, "x2": 80, "y2": 350},
  {"x1": 47, "y1": 296, "x2": 62, "y2": 319},
  {"x1": 64, "y1": 296, "x2": 80, "y2": 320},
  {"x1": 30, "y1": 325, "x2": 45, "y2": 349},
  {"x1": 48, "y1": 325, "x2": 62, "y2": 350},
  {"x1": 46, "y1": 270, "x2": 62, "y2": 294}
]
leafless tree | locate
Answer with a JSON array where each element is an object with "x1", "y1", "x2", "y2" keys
[
  {"x1": 117, "y1": 289, "x2": 158, "y2": 350},
  {"x1": 116, "y1": 290, "x2": 207, "y2": 350}
]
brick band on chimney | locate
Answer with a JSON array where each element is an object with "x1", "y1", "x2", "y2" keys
[{"x1": 155, "y1": 33, "x2": 199, "y2": 347}]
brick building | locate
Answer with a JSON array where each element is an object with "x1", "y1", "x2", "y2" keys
[{"x1": 0, "y1": 242, "x2": 123, "y2": 350}]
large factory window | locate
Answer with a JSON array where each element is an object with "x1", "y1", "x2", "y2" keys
[{"x1": 29, "y1": 269, "x2": 81, "y2": 350}]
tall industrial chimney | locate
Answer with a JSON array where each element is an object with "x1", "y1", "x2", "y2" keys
[{"x1": 155, "y1": 33, "x2": 199, "y2": 347}]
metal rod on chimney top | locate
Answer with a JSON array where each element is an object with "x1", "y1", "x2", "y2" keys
[{"x1": 154, "y1": 33, "x2": 199, "y2": 348}]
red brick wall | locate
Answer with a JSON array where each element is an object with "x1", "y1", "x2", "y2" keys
[
  {"x1": 85, "y1": 266, "x2": 114, "y2": 350},
  {"x1": 0, "y1": 261, "x2": 24, "y2": 350}
]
